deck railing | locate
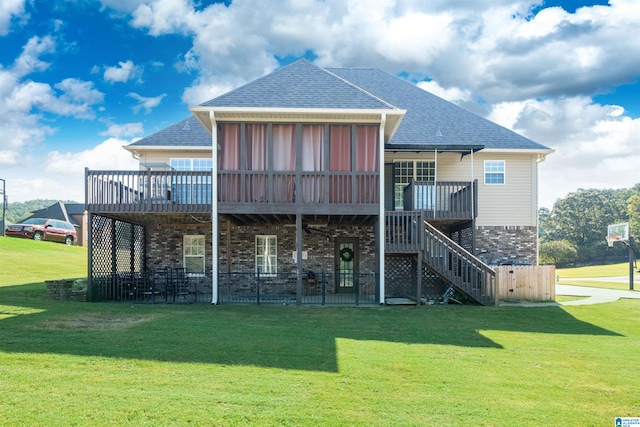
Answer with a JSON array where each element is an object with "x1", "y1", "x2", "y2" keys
[
  {"x1": 86, "y1": 169, "x2": 379, "y2": 213},
  {"x1": 403, "y1": 180, "x2": 477, "y2": 219}
]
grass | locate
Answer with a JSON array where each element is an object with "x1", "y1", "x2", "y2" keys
[
  {"x1": 556, "y1": 262, "x2": 639, "y2": 290},
  {"x1": 0, "y1": 236, "x2": 87, "y2": 285},
  {"x1": 557, "y1": 262, "x2": 633, "y2": 278},
  {"x1": 2, "y1": 238, "x2": 640, "y2": 425}
]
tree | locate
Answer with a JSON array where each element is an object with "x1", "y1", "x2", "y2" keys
[
  {"x1": 539, "y1": 240, "x2": 578, "y2": 266},
  {"x1": 542, "y1": 188, "x2": 629, "y2": 263},
  {"x1": 628, "y1": 194, "x2": 640, "y2": 244}
]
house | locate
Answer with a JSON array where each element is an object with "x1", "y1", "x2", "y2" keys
[
  {"x1": 22, "y1": 201, "x2": 87, "y2": 246},
  {"x1": 85, "y1": 60, "x2": 553, "y2": 305}
]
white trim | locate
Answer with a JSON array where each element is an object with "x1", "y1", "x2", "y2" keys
[
  {"x1": 124, "y1": 146, "x2": 211, "y2": 153},
  {"x1": 480, "y1": 148, "x2": 555, "y2": 155},
  {"x1": 378, "y1": 114, "x2": 386, "y2": 304},
  {"x1": 190, "y1": 106, "x2": 404, "y2": 115},
  {"x1": 210, "y1": 111, "x2": 219, "y2": 305},
  {"x1": 183, "y1": 234, "x2": 206, "y2": 274}
]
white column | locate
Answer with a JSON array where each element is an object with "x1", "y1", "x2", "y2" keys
[
  {"x1": 210, "y1": 111, "x2": 219, "y2": 304},
  {"x1": 378, "y1": 114, "x2": 386, "y2": 304}
]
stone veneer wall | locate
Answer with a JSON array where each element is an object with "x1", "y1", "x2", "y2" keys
[
  {"x1": 219, "y1": 220, "x2": 377, "y2": 275},
  {"x1": 475, "y1": 225, "x2": 538, "y2": 265},
  {"x1": 145, "y1": 216, "x2": 377, "y2": 276}
]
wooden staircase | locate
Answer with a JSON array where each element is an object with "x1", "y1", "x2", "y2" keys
[{"x1": 385, "y1": 211, "x2": 496, "y2": 305}]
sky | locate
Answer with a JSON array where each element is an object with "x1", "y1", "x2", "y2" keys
[{"x1": 1, "y1": 0, "x2": 639, "y2": 209}]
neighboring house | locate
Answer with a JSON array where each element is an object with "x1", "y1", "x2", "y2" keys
[
  {"x1": 85, "y1": 60, "x2": 553, "y2": 305},
  {"x1": 23, "y1": 202, "x2": 87, "y2": 246}
]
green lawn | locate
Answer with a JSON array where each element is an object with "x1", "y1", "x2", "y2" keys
[
  {"x1": 557, "y1": 262, "x2": 632, "y2": 278},
  {"x1": 0, "y1": 236, "x2": 87, "y2": 285},
  {"x1": 556, "y1": 262, "x2": 638, "y2": 290},
  {"x1": 1, "y1": 238, "x2": 640, "y2": 425}
]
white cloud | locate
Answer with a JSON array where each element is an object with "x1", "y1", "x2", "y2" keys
[
  {"x1": 417, "y1": 80, "x2": 472, "y2": 103},
  {"x1": 103, "y1": 60, "x2": 142, "y2": 83},
  {"x1": 100, "y1": 122, "x2": 144, "y2": 138},
  {"x1": 3, "y1": 138, "x2": 139, "y2": 203},
  {"x1": 487, "y1": 97, "x2": 640, "y2": 208},
  {"x1": 128, "y1": 92, "x2": 166, "y2": 114},
  {"x1": 0, "y1": 0, "x2": 26, "y2": 36}
]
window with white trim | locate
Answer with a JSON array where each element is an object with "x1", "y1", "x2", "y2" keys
[
  {"x1": 484, "y1": 160, "x2": 505, "y2": 185},
  {"x1": 255, "y1": 235, "x2": 277, "y2": 276},
  {"x1": 183, "y1": 235, "x2": 205, "y2": 275},
  {"x1": 393, "y1": 161, "x2": 435, "y2": 210}
]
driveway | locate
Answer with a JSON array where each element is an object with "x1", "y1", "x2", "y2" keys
[{"x1": 556, "y1": 279, "x2": 640, "y2": 306}]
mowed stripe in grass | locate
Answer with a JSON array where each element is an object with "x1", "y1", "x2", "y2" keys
[{"x1": 1, "y1": 292, "x2": 639, "y2": 426}]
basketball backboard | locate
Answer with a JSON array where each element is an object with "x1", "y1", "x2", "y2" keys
[{"x1": 607, "y1": 222, "x2": 629, "y2": 241}]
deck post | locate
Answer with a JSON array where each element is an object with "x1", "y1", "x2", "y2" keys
[
  {"x1": 296, "y1": 213, "x2": 303, "y2": 305},
  {"x1": 378, "y1": 114, "x2": 386, "y2": 304},
  {"x1": 210, "y1": 111, "x2": 219, "y2": 305}
]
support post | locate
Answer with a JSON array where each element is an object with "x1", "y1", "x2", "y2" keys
[
  {"x1": 629, "y1": 246, "x2": 635, "y2": 291},
  {"x1": 296, "y1": 213, "x2": 303, "y2": 305},
  {"x1": 210, "y1": 111, "x2": 219, "y2": 305}
]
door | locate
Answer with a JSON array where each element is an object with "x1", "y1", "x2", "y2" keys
[{"x1": 335, "y1": 238, "x2": 358, "y2": 293}]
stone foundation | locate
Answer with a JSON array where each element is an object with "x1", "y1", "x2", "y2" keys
[
  {"x1": 475, "y1": 226, "x2": 537, "y2": 265},
  {"x1": 46, "y1": 279, "x2": 87, "y2": 302}
]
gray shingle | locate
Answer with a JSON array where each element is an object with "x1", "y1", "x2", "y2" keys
[
  {"x1": 200, "y1": 59, "x2": 396, "y2": 110},
  {"x1": 130, "y1": 59, "x2": 549, "y2": 151},
  {"x1": 327, "y1": 67, "x2": 549, "y2": 150}
]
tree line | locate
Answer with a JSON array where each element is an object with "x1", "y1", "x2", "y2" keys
[{"x1": 539, "y1": 184, "x2": 640, "y2": 266}]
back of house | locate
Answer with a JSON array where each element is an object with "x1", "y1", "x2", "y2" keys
[{"x1": 85, "y1": 59, "x2": 552, "y2": 305}]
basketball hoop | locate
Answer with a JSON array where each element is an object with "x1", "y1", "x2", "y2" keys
[{"x1": 606, "y1": 235, "x2": 619, "y2": 247}]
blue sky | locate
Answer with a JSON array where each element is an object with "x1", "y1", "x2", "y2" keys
[{"x1": 1, "y1": 0, "x2": 639, "y2": 208}]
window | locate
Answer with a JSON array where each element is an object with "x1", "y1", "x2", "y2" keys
[
  {"x1": 184, "y1": 235, "x2": 205, "y2": 275},
  {"x1": 484, "y1": 160, "x2": 505, "y2": 185},
  {"x1": 255, "y1": 235, "x2": 277, "y2": 276},
  {"x1": 170, "y1": 158, "x2": 213, "y2": 204},
  {"x1": 393, "y1": 161, "x2": 435, "y2": 210}
]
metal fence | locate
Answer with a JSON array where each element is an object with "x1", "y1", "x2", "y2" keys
[{"x1": 218, "y1": 271, "x2": 378, "y2": 305}]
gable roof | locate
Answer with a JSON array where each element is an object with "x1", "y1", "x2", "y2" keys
[
  {"x1": 129, "y1": 59, "x2": 551, "y2": 153},
  {"x1": 200, "y1": 59, "x2": 396, "y2": 110},
  {"x1": 26, "y1": 202, "x2": 83, "y2": 227}
]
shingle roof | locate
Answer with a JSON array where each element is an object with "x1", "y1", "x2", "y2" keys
[
  {"x1": 26, "y1": 202, "x2": 82, "y2": 227},
  {"x1": 200, "y1": 59, "x2": 396, "y2": 110},
  {"x1": 129, "y1": 115, "x2": 211, "y2": 147},
  {"x1": 129, "y1": 59, "x2": 550, "y2": 151},
  {"x1": 327, "y1": 67, "x2": 549, "y2": 150}
]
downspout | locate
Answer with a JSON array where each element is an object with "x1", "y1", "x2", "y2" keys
[
  {"x1": 471, "y1": 149, "x2": 476, "y2": 254},
  {"x1": 210, "y1": 111, "x2": 219, "y2": 305},
  {"x1": 433, "y1": 149, "x2": 437, "y2": 219},
  {"x1": 378, "y1": 114, "x2": 386, "y2": 304}
]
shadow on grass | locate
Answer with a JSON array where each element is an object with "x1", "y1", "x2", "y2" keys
[{"x1": 0, "y1": 282, "x2": 622, "y2": 372}]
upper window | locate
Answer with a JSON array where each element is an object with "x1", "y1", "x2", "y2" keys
[
  {"x1": 171, "y1": 158, "x2": 213, "y2": 171},
  {"x1": 484, "y1": 160, "x2": 505, "y2": 185},
  {"x1": 183, "y1": 235, "x2": 205, "y2": 275},
  {"x1": 393, "y1": 161, "x2": 435, "y2": 210}
]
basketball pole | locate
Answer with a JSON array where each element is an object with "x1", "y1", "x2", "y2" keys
[{"x1": 627, "y1": 237, "x2": 635, "y2": 291}]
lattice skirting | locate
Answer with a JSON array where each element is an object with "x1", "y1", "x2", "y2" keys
[{"x1": 385, "y1": 254, "x2": 447, "y2": 301}]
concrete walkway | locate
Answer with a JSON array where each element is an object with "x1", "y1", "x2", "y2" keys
[{"x1": 556, "y1": 280, "x2": 640, "y2": 306}]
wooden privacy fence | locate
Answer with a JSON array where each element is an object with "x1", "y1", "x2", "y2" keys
[{"x1": 495, "y1": 265, "x2": 556, "y2": 302}]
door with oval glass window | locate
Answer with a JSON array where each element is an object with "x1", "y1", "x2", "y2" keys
[{"x1": 335, "y1": 238, "x2": 358, "y2": 293}]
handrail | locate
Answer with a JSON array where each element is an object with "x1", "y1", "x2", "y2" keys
[
  {"x1": 85, "y1": 169, "x2": 379, "y2": 212},
  {"x1": 403, "y1": 180, "x2": 477, "y2": 219},
  {"x1": 421, "y1": 220, "x2": 496, "y2": 305}
]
